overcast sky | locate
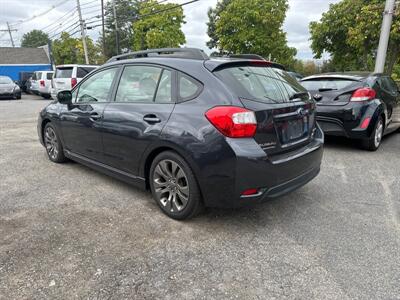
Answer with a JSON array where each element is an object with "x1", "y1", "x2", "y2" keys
[{"x1": 0, "y1": 0, "x2": 341, "y2": 60}]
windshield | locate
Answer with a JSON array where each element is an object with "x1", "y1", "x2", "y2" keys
[
  {"x1": 215, "y1": 66, "x2": 309, "y2": 103},
  {"x1": 301, "y1": 78, "x2": 357, "y2": 91},
  {"x1": 0, "y1": 76, "x2": 12, "y2": 84}
]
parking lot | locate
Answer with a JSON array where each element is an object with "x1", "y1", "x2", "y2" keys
[{"x1": 0, "y1": 94, "x2": 399, "y2": 299}]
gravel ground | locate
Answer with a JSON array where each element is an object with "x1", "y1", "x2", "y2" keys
[{"x1": 0, "y1": 94, "x2": 399, "y2": 300}]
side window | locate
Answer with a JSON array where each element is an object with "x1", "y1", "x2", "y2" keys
[
  {"x1": 77, "y1": 67, "x2": 95, "y2": 78},
  {"x1": 155, "y1": 70, "x2": 172, "y2": 103},
  {"x1": 37, "y1": 72, "x2": 42, "y2": 80},
  {"x1": 76, "y1": 68, "x2": 117, "y2": 103},
  {"x1": 46, "y1": 73, "x2": 53, "y2": 80},
  {"x1": 179, "y1": 73, "x2": 201, "y2": 100},
  {"x1": 386, "y1": 77, "x2": 399, "y2": 92},
  {"x1": 115, "y1": 65, "x2": 162, "y2": 102}
]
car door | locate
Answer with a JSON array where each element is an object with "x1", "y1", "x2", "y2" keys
[
  {"x1": 59, "y1": 67, "x2": 120, "y2": 162},
  {"x1": 384, "y1": 77, "x2": 400, "y2": 123},
  {"x1": 102, "y1": 64, "x2": 175, "y2": 175}
]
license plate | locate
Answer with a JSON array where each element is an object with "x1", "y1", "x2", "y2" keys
[{"x1": 278, "y1": 117, "x2": 308, "y2": 144}]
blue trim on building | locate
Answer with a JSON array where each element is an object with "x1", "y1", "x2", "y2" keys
[{"x1": 0, "y1": 64, "x2": 52, "y2": 81}]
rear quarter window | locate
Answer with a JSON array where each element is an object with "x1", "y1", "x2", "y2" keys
[
  {"x1": 77, "y1": 67, "x2": 96, "y2": 78},
  {"x1": 215, "y1": 66, "x2": 307, "y2": 104},
  {"x1": 178, "y1": 73, "x2": 202, "y2": 101}
]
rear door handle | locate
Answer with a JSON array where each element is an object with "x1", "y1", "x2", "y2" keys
[
  {"x1": 89, "y1": 112, "x2": 102, "y2": 121},
  {"x1": 143, "y1": 114, "x2": 161, "y2": 124}
]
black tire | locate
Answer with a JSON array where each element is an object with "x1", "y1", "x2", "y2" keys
[
  {"x1": 42, "y1": 94, "x2": 51, "y2": 99},
  {"x1": 43, "y1": 123, "x2": 67, "y2": 163},
  {"x1": 149, "y1": 151, "x2": 203, "y2": 220},
  {"x1": 16, "y1": 93, "x2": 21, "y2": 100},
  {"x1": 361, "y1": 116, "x2": 384, "y2": 151}
]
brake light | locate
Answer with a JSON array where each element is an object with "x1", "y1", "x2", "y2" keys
[
  {"x1": 350, "y1": 88, "x2": 376, "y2": 102},
  {"x1": 40, "y1": 80, "x2": 45, "y2": 87},
  {"x1": 71, "y1": 78, "x2": 77, "y2": 88},
  {"x1": 205, "y1": 106, "x2": 257, "y2": 138}
]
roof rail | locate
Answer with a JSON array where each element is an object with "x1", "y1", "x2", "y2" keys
[
  {"x1": 229, "y1": 54, "x2": 266, "y2": 60},
  {"x1": 107, "y1": 48, "x2": 209, "y2": 63}
]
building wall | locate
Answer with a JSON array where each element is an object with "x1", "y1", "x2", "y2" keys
[{"x1": 0, "y1": 64, "x2": 52, "y2": 81}]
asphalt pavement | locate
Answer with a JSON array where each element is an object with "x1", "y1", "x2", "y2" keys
[{"x1": 0, "y1": 94, "x2": 399, "y2": 299}]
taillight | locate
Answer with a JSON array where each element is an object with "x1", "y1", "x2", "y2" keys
[
  {"x1": 71, "y1": 78, "x2": 77, "y2": 88},
  {"x1": 350, "y1": 88, "x2": 376, "y2": 102},
  {"x1": 205, "y1": 106, "x2": 257, "y2": 138},
  {"x1": 241, "y1": 188, "x2": 259, "y2": 196},
  {"x1": 40, "y1": 80, "x2": 45, "y2": 87}
]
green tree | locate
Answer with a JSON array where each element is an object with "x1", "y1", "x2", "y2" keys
[
  {"x1": 21, "y1": 30, "x2": 49, "y2": 48},
  {"x1": 207, "y1": 0, "x2": 297, "y2": 67},
  {"x1": 101, "y1": 0, "x2": 140, "y2": 58},
  {"x1": 206, "y1": 0, "x2": 231, "y2": 50},
  {"x1": 132, "y1": 0, "x2": 186, "y2": 50},
  {"x1": 52, "y1": 33, "x2": 101, "y2": 65},
  {"x1": 310, "y1": 0, "x2": 400, "y2": 74}
]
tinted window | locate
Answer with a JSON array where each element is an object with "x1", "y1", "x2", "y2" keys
[
  {"x1": 115, "y1": 65, "x2": 162, "y2": 102},
  {"x1": 179, "y1": 74, "x2": 200, "y2": 100},
  {"x1": 381, "y1": 77, "x2": 398, "y2": 92},
  {"x1": 301, "y1": 79, "x2": 356, "y2": 91},
  {"x1": 46, "y1": 73, "x2": 53, "y2": 80},
  {"x1": 55, "y1": 68, "x2": 73, "y2": 78},
  {"x1": 216, "y1": 66, "x2": 306, "y2": 103},
  {"x1": 36, "y1": 72, "x2": 42, "y2": 80},
  {"x1": 155, "y1": 70, "x2": 173, "y2": 103},
  {"x1": 76, "y1": 68, "x2": 117, "y2": 103},
  {"x1": 77, "y1": 67, "x2": 96, "y2": 78}
]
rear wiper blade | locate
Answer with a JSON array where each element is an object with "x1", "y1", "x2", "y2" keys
[
  {"x1": 318, "y1": 88, "x2": 337, "y2": 92},
  {"x1": 289, "y1": 91, "x2": 309, "y2": 100}
]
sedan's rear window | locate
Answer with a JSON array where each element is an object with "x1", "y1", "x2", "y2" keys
[
  {"x1": 301, "y1": 79, "x2": 356, "y2": 91},
  {"x1": 55, "y1": 68, "x2": 73, "y2": 78},
  {"x1": 215, "y1": 66, "x2": 308, "y2": 103}
]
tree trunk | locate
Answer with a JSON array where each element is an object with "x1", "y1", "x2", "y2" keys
[{"x1": 386, "y1": 41, "x2": 400, "y2": 75}]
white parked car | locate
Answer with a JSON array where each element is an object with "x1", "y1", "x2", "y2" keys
[
  {"x1": 30, "y1": 71, "x2": 54, "y2": 98},
  {"x1": 51, "y1": 64, "x2": 97, "y2": 99}
]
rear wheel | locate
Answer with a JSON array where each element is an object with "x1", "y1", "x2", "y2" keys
[
  {"x1": 43, "y1": 123, "x2": 67, "y2": 163},
  {"x1": 149, "y1": 151, "x2": 203, "y2": 220},
  {"x1": 361, "y1": 116, "x2": 384, "y2": 151}
]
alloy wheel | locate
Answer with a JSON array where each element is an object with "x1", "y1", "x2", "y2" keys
[
  {"x1": 374, "y1": 119, "x2": 383, "y2": 148},
  {"x1": 153, "y1": 159, "x2": 189, "y2": 212},
  {"x1": 44, "y1": 126, "x2": 59, "y2": 160}
]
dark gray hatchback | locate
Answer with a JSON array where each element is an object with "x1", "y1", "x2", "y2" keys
[{"x1": 38, "y1": 48, "x2": 324, "y2": 220}]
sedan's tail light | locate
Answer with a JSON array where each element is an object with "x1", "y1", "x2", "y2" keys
[
  {"x1": 40, "y1": 80, "x2": 45, "y2": 87},
  {"x1": 71, "y1": 78, "x2": 77, "y2": 88},
  {"x1": 350, "y1": 88, "x2": 376, "y2": 102},
  {"x1": 205, "y1": 106, "x2": 257, "y2": 138}
]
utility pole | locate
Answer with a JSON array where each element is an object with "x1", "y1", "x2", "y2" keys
[
  {"x1": 1, "y1": 22, "x2": 17, "y2": 47},
  {"x1": 76, "y1": 0, "x2": 90, "y2": 64},
  {"x1": 374, "y1": 0, "x2": 396, "y2": 73},
  {"x1": 112, "y1": 0, "x2": 120, "y2": 55},
  {"x1": 101, "y1": 0, "x2": 106, "y2": 57}
]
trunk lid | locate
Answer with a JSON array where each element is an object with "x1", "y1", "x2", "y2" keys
[
  {"x1": 214, "y1": 62, "x2": 317, "y2": 154},
  {"x1": 301, "y1": 77, "x2": 364, "y2": 106}
]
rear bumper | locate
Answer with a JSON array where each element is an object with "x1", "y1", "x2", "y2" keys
[
  {"x1": 202, "y1": 125, "x2": 324, "y2": 208},
  {"x1": 316, "y1": 101, "x2": 381, "y2": 139}
]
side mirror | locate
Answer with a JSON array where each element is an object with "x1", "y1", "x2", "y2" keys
[{"x1": 57, "y1": 90, "x2": 72, "y2": 104}]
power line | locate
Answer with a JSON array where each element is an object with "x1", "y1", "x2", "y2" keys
[{"x1": 39, "y1": 6, "x2": 77, "y2": 32}]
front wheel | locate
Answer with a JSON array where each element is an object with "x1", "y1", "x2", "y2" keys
[
  {"x1": 149, "y1": 151, "x2": 203, "y2": 220},
  {"x1": 43, "y1": 123, "x2": 67, "y2": 163},
  {"x1": 361, "y1": 116, "x2": 384, "y2": 151}
]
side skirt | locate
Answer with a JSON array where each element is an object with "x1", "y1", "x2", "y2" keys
[{"x1": 64, "y1": 150, "x2": 147, "y2": 190}]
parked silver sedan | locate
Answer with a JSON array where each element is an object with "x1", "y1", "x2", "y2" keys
[{"x1": 0, "y1": 76, "x2": 21, "y2": 99}]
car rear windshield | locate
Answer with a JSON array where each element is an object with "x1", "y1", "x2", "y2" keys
[
  {"x1": 0, "y1": 76, "x2": 12, "y2": 84},
  {"x1": 301, "y1": 79, "x2": 357, "y2": 91},
  {"x1": 215, "y1": 66, "x2": 308, "y2": 104},
  {"x1": 55, "y1": 68, "x2": 73, "y2": 78},
  {"x1": 77, "y1": 67, "x2": 96, "y2": 78}
]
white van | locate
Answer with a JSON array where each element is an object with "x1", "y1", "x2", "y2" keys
[
  {"x1": 51, "y1": 64, "x2": 97, "y2": 99},
  {"x1": 30, "y1": 71, "x2": 54, "y2": 97}
]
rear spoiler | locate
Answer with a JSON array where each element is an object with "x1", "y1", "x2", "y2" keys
[{"x1": 204, "y1": 59, "x2": 286, "y2": 72}]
